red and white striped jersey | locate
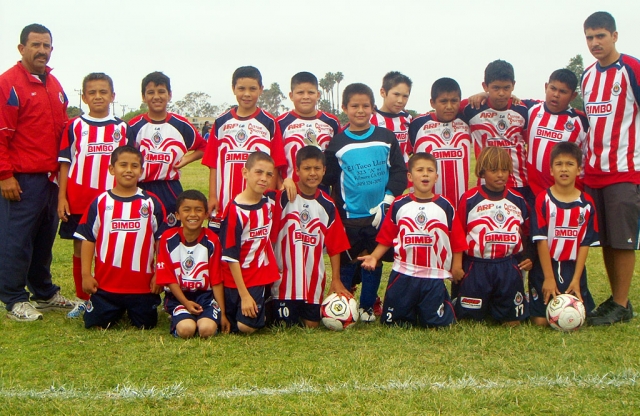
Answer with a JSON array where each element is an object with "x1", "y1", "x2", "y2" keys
[
  {"x1": 409, "y1": 113, "x2": 471, "y2": 204},
  {"x1": 376, "y1": 193, "x2": 467, "y2": 279},
  {"x1": 582, "y1": 54, "x2": 640, "y2": 187},
  {"x1": 59, "y1": 115, "x2": 130, "y2": 214},
  {"x1": 531, "y1": 189, "x2": 599, "y2": 261},
  {"x1": 127, "y1": 112, "x2": 206, "y2": 182},
  {"x1": 526, "y1": 102, "x2": 589, "y2": 195},
  {"x1": 270, "y1": 188, "x2": 350, "y2": 303},
  {"x1": 74, "y1": 189, "x2": 166, "y2": 294},
  {"x1": 462, "y1": 99, "x2": 529, "y2": 187},
  {"x1": 458, "y1": 186, "x2": 529, "y2": 259},
  {"x1": 202, "y1": 107, "x2": 287, "y2": 213},
  {"x1": 155, "y1": 228, "x2": 222, "y2": 292},
  {"x1": 371, "y1": 108, "x2": 412, "y2": 164},
  {"x1": 219, "y1": 195, "x2": 279, "y2": 288},
  {"x1": 277, "y1": 110, "x2": 341, "y2": 182}
]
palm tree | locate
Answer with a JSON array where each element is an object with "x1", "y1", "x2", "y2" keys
[
  {"x1": 319, "y1": 77, "x2": 331, "y2": 109},
  {"x1": 334, "y1": 72, "x2": 344, "y2": 110}
]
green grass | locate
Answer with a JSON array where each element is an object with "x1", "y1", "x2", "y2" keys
[{"x1": 1, "y1": 162, "x2": 639, "y2": 414}]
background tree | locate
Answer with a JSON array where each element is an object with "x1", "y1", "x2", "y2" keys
[
  {"x1": 566, "y1": 54, "x2": 585, "y2": 110},
  {"x1": 122, "y1": 103, "x2": 147, "y2": 122},
  {"x1": 172, "y1": 91, "x2": 219, "y2": 117},
  {"x1": 334, "y1": 72, "x2": 344, "y2": 108},
  {"x1": 318, "y1": 99, "x2": 332, "y2": 113},
  {"x1": 319, "y1": 77, "x2": 332, "y2": 112},
  {"x1": 66, "y1": 106, "x2": 83, "y2": 118},
  {"x1": 258, "y1": 82, "x2": 288, "y2": 116}
]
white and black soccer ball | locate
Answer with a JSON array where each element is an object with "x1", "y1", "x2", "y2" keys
[
  {"x1": 321, "y1": 293, "x2": 359, "y2": 331},
  {"x1": 546, "y1": 294, "x2": 586, "y2": 331}
]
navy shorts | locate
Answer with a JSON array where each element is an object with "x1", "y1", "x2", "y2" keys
[
  {"x1": 454, "y1": 255, "x2": 529, "y2": 322},
  {"x1": 164, "y1": 290, "x2": 222, "y2": 334},
  {"x1": 341, "y1": 217, "x2": 393, "y2": 263},
  {"x1": 381, "y1": 271, "x2": 455, "y2": 328},
  {"x1": 225, "y1": 285, "x2": 267, "y2": 332},
  {"x1": 272, "y1": 299, "x2": 321, "y2": 327},
  {"x1": 58, "y1": 214, "x2": 82, "y2": 239},
  {"x1": 138, "y1": 180, "x2": 183, "y2": 227},
  {"x1": 84, "y1": 289, "x2": 161, "y2": 329},
  {"x1": 528, "y1": 259, "x2": 596, "y2": 317}
]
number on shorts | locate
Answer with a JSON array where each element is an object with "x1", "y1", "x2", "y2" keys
[
  {"x1": 514, "y1": 304, "x2": 524, "y2": 317},
  {"x1": 277, "y1": 306, "x2": 290, "y2": 318},
  {"x1": 385, "y1": 312, "x2": 393, "y2": 323}
]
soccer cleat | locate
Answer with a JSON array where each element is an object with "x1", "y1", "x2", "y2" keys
[
  {"x1": 587, "y1": 300, "x2": 633, "y2": 326},
  {"x1": 373, "y1": 296, "x2": 383, "y2": 316},
  {"x1": 359, "y1": 307, "x2": 376, "y2": 323},
  {"x1": 34, "y1": 291, "x2": 74, "y2": 311},
  {"x1": 591, "y1": 296, "x2": 615, "y2": 317},
  {"x1": 66, "y1": 300, "x2": 88, "y2": 318},
  {"x1": 7, "y1": 302, "x2": 43, "y2": 322}
]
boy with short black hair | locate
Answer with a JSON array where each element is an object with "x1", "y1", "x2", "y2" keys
[
  {"x1": 128, "y1": 71, "x2": 206, "y2": 228},
  {"x1": 58, "y1": 72, "x2": 131, "y2": 317},
  {"x1": 529, "y1": 142, "x2": 598, "y2": 326},
  {"x1": 75, "y1": 146, "x2": 167, "y2": 329},
  {"x1": 277, "y1": 71, "x2": 341, "y2": 184},
  {"x1": 202, "y1": 66, "x2": 287, "y2": 230},
  {"x1": 409, "y1": 77, "x2": 472, "y2": 205},
  {"x1": 219, "y1": 151, "x2": 280, "y2": 333},
  {"x1": 323, "y1": 83, "x2": 407, "y2": 322},
  {"x1": 270, "y1": 146, "x2": 351, "y2": 328},
  {"x1": 359, "y1": 153, "x2": 467, "y2": 327},
  {"x1": 454, "y1": 146, "x2": 532, "y2": 325},
  {"x1": 156, "y1": 190, "x2": 229, "y2": 338}
]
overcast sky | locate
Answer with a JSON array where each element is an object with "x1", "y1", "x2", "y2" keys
[{"x1": 1, "y1": 0, "x2": 639, "y2": 116}]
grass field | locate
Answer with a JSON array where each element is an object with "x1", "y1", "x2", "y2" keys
[{"x1": 1, "y1": 163, "x2": 639, "y2": 415}]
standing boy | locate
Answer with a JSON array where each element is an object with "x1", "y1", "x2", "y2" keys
[
  {"x1": 277, "y1": 72, "x2": 341, "y2": 183},
  {"x1": 529, "y1": 142, "x2": 598, "y2": 326},
  {"x1": 581, "y1": 11, "x2": 639, "y2": 324},
  {"x1": 156, "y1": 190, "x2": 229, "y2": 338},
  {"x1": 75, "y1": 146, "x2": 166, "y2": 329},
  {"x1": 202, "y1": 66, "x2": 287, "y2": 229},
  {"x1": 410, "y1": 77, "x2": 472, "y2": 205},
  {"x1": 323, "y1": 83, "x2": 407, "y2": 322},
  {"x1": 359, "y1": 153, "x2": 467, "y2": 328},
  {"x1": 219, "y1": 151, "x2": 280, "y2": 334},
  {"x1": 58, "y1": 72, "x2": 130, "y2": 317},
  {"x1": 128, "y1": 71, "x2": 206, "y2": 227},
  {"x1": 270, "y1": 146, "x2": 351, "y2": 328}
]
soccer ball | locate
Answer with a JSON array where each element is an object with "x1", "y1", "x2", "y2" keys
[
  {"x1": 321, "y1": 293, "x2": 359, "y2": 331},
  {"x1": 546, "y1": 294, "x2": 586, "y2": 331}
]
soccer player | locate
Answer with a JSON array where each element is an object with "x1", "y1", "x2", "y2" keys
[
  {"x1": 75, "y1": 146, "x2": 166, "y2": 329},
  {"x1": 454, "y1": 146, "x2": 532, "y2": 325},
  {"x1": 156, "y1": 190, "x2": 230, "y2": 338},
  {"x1": 529, "y1": 142, "x2": 598, "y2": 326},
  {"x1": 525, "y1": 69, "x2": 589, "y2": 196},
  {"x1": 127, "y1": 71, "x2": 206, "y2": 227},
  {"x1": 58, "y1": 72, "x2": 131, "y2": 318},
  {"x1": 219, "y1": 151, "x2": 280, "y2": 334},
  {"x1": 461, "y1": 60, "x2": 533, "y2": 204},
  {"x1": 202, "y1": 66, "x2": 287, "y2": 231},
  {"x1": 277, "y1": 72, "x2": 341, "y2": 184},
  {"x1": 270, "y1": 146, "x2": 351, "y2": 328},
  {"x1": 323, "y1": 83, "x2": 407, "y2": 322},
  {"x1": 409, "y1": 77, "x2": 472, "y2": 205},
  {"x1": 581, "y1": 11, "x2": 639, "y2": 325},
  {"x1": 359, "y1": 153, "x2": 467, "y2": 327}
]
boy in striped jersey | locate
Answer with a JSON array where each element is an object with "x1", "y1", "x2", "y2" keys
[
  {"x1": 529, "y1": 142, "x2": 598, "y2": 326},
  {"x1": 58, "y1": 73, "x2": 131, "y2": 317},
  {"x1": 581, "y1": 11, "x2": 639, "y2": 325}
]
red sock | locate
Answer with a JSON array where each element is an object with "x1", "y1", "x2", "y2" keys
[{"x1": 73, "y1": 256, "x2": 89, "y2": 301}]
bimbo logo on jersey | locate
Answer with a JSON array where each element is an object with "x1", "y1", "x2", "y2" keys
[
  {"x1": 87, "y1": 143, "x2": 115, "y2": 155},
  {"x1": 554, "y1": 227, "x2": 579, "y2": 238},
  {"x1": 294, "y1": 230, "x2": 318, "y2": 246},
  {"x1": 225, "y1": 151, "x2": 250, "y2": 163},
  {"x1": 535, "y1": 127, "x2": 564, "y2": 142},
  {"x1": 432, "y1": 148, "x2": 463, "y2": 160},
  {"x1": 585, "y1": 101, "x2": 613, "y2": 117},
  {"x1": 487, "y1": 138, "x2": 514, "y2": 147},
  {"x1": 145, "y1": 151, "x2": 171, "y2": 164},
  {"x1": 403, "y1": 233, "x2": 434, "y2": 246},
  {"x1": 249, "y1": 226, "x2": 269, "y2": 239},
  {"x1": 111, "y1": 219, "x2": 141, "y2": 232},
  {"x1": 485, "y1": 232, "x2": 517, "y2": 243}
]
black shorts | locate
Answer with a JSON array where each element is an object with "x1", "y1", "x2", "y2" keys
[
  {"x1": 138, "y1": 180, "x2": 183, "y2": 227},
  {"x1": 528, "y1": 259, "x2": 596, "y2": 317},
  {"x1": 454, "y1": 255, "x2": 528, "y2": 322},
  {"x1": 272, "y1": 299, "x2": 321, "y2": 326},
  {"x1": 84, "y1": 289, "x2": 161, "y2": 329},
  {"x1": 341, "y1": 216, "x2": 393, "y2": 263},
  {"x1": 58, "y1": 214, "x2": 83, "y2": 239},
  {"x1": 585, "y1": 183, "x2": 640, "y2": 249},
  {"x1": 224, "y1": 285, "x2": 267, "y2": 332},
  {"x1": 381, "y1": 271, "x2": 454, "y2": 328},
  {"x1": 164, "y1": 290, "x2": 222, "y2": 334}
]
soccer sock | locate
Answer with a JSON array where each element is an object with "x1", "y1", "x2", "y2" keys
[
  {"x1": 73, "y1": 256, "x2": 89, "y2": 301},
  {"x1": 339, "y1": 262, "x2": 358, "y2": 292},
  {"x1": 359, "y1": 265, "x2": 382, "y2": 310}
]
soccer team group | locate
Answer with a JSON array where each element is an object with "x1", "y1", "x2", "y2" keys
[{"x1": 1, "y1": 11, "x2": 638, "y2": 337}]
